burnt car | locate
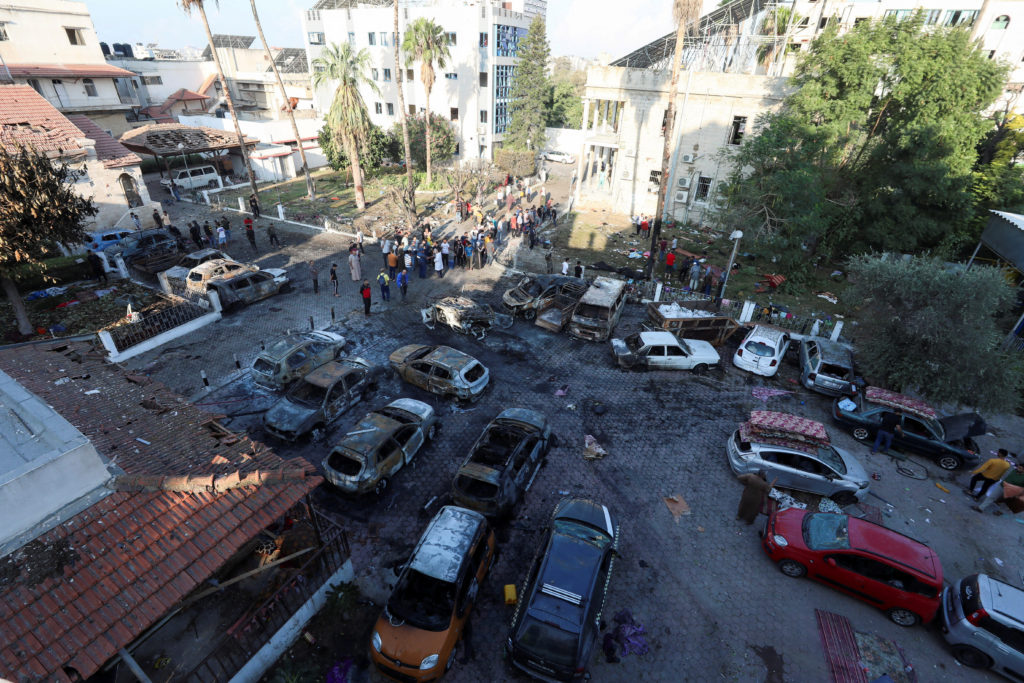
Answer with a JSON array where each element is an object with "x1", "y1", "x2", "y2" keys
[
  {"x1": 452, "y1": 408, "x2": 552, "y2": 518},
  {"x1": 251, "y1": 330, "x2": 347, "y2": 390},
  {"x1": 507, "y1": 498, "x2": 619, "y2": 682},
  {"x1": 112, "y1": 228, "x2": 184, "y2": 273},
  {"x1": 503, "y1": 275, "x2": 587, "y2": 321},
  {"x1": 186, "y1": 258, "x2": 289, "y2": 294},
  {"x1": 163, "y1": 248, "x2": 232, "y2": 286},
  {"x1": 421, "y1": 296, "x2": 512, "y2": 340},
  {"x1": 799, "y1": 337, "x2": 861, "y2": 397},
  {"x1": 204, "y1": 270, "x2": 286, "y2": 311},
  {"x1": 322, "y1": 398, "x2": 439, "y2": 496},
  {"x1": 389, "y1": 344, "x2": 489, "y2": 401},
  {"x1": 263, "y1": 357, "x2": 377, "y2": 441}
]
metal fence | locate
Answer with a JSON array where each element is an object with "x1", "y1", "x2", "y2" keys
[{"x1": 103, "y1": 297, "x2": 210, "y2": 352}]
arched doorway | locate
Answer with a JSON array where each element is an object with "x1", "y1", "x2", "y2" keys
[{"x1": 119, "y1": 173, "x2": 142, "y2": 207}]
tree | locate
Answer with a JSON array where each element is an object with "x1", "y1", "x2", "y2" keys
[
  {"x1": 402, "y1": 18, "x2": 450, "y2": 186},
  {"x1": 506, "y1": 15, "x2": 550, "y2": 152},
  {"x1": 846, "y1": 254, "x2": 1023, "y2": 412},
  {"x1": 312, "y1": 42, "x2": 380, "y2": 210},
  {"x1": 318, "y1": 124, "x2": 395, "y2": 174},
  {"x1": 494, "y1": 148, "x2": 536, "y2": 178},
  {"x1": 756, "y1": 6, "x2": 800, "y2": 71},
  {"x1": 443, "y1": 162, "x2": 491, "y2": 209},
  {"x1": 718, "y1": 15, "x2": 1007, "y2": 278},
  {"x1": 178, "y1": 0, "x2": 259, "y2": 198},
  {"x1": 393, "y1": 0, "x2": 416, "y2": 227},
  {"x1": 249, "y1": 0, "x2": 314, "y2": 199},
  {"x1": 399, "y1": 113, "x2": 457, "y2": 172},
  {"x1": 0, "y1": 146, "x2": 97, "y2": 336},
  {"x1": 546, "y1": 81, "x2": 583, "y2": 129},
  {"x1": 646, "y1": 0, "x2": 701, "y2": 279},
  {"x1": 961, "y1": 111, "x2": 1024, "y2": 256},
  {"x1": 379, "y1": 175, "x2": 419, "y2": 228}
]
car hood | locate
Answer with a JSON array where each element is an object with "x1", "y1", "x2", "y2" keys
[
  {"x1": 610, "y1": 338, "x2": 630, "y2": 358},
  {"x1": 388, "y1": 398, "x2": 434, "y2": 420},
  {"x1": 939, "y1": 413, "x2": 986, "y2": 441},
  {"x1": 684, "y1": 339, "x2": 721, "y2": 363},
  {"x1": 835, "y1": 445, "x2": 870, "y2": 484},
  {"x1": 265, "y1": 398, "x2": 317, "y2": 431},
  {"x1": 389, "y1": 344, "x2": 429, "y2": 366},
  {"x1": 457, "y1": 461, "x2": 502, "y2": 485},
  {"x1": 503, "y1": 287, "x2": 533, "y2": 306},
  {"x1": 263, "y1": 267, "x2": 288, "y2": 279},
  {"x1": 375, "y1": 613, "x2": 449, "y2": 666}
]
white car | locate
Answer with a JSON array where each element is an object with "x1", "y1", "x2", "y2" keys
[
  {"x1": 542, "y1": 150, "x2": 575, "y2": 164},
  {"x1": 732, "y1": 325, "x2": 791, "y2": 377},
  {"x1": 163, "y1": 248, "x2": 232, "y2": 286},
  {"x1": 186, "y1": 258, "x2": 288, "y2": 294},
  {"x1": 610, "y1": 330, "x2": 720, "y2": 372}
]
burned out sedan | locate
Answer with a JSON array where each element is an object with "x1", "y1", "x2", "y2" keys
[
  {"x1": 323, "y1": 399, "x2": 439, "y2": 496},
  {"x1": 452, "y1": 408, "x2": 552, "y2": 518},
  {"x1": 251, "y1": 330, "x2": 347, "y2": 390},
  {"x1": 389, "y1": 344, "x2": 489, "y2": 401},
  {"x1": 263, "y1": 358, "x2": 377, "y2": 441}
]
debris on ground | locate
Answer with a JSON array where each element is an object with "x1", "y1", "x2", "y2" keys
[
  {"x1": 583, "y1": 434, "x2": 607, "y2": 460},
  {"x1": 656, "y1": 302, "x2": 716, "y2": 319},
  {"x1": 818, "y1": 497, "x2": 843, "y2": 513},
  {"x1": 610, "y1": 610, "x2": 649, "y2": 658},
  {"x1": 663, "y1": 494, "x2": 691, "y2": 522},
  {"x1": 769, "y1": 489, "x2": 807, "y2": 510},
  {"x1": 752, "y1": 386, "x2": 793, "y2": 402},
  {"x1": 815, "y1": 291, "x2": 839, "y2": 304},
  {"x1": 554, "y1": 384, "x2": 569, "y2": 397}
]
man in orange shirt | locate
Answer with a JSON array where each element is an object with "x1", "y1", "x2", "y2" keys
[{"x1": 968, "y1": 449, "x2": 1013, "y2": 500}]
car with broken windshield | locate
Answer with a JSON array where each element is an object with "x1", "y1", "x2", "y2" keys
[
  {"x1": 610, "y1": 330, "x2": 720, "y2": 372},
  {"x1": 503, "y1": 274, "x2": 587, "y2": 321},
  {"x1": 322, "y1": 398, "x2": 439, "y2": 496},
  {"x1": 250, "y1": 331, "x2": 347, "y2": 390},
  {"x1": 371, "y1": 505, "x2": 496, "y2": 681},
  {"x1": 389, "y1": 344, "x2": 489, "y2": 401},
  {"x1": 507, "y1": 498, "x2": 619, "y2": 681},
  {"x1": 799, "y1": 337, "x2": 860, "y2": 397},
  {"x1": 186, "y1": 258, "x2": 287, "y2": 294},
  {"x1": 452, "y1": 408, "x2": 553, "y2": 518},
  {"x1": 163, "y1": 248, "x2": 231, "y2": 287},
  {"x1": 263, "y1": 357, "x2": 377, "y2": 441}
]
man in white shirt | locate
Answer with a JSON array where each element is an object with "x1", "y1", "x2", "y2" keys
[{"x1": 561, "y1": 259, "x2": 570, "y2": 276}]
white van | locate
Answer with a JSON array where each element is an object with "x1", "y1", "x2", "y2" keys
[
  {"x1": 569, "y1": 276, "x2": 627, "y2": 341},
  {"x1": 160, "y1": 165, "x2": 221, "y2": 191}
]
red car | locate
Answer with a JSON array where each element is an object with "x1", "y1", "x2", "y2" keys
[{"x1": 762, "y1": 508, "x2": 943, "y2": 626}]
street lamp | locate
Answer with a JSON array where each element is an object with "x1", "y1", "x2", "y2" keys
[
  {"x1": 719, "y1": 230, "x2": 743, "y2": 300},
  {"x1": 177, "y1": 142, "x2": 191, "y2": 180}
]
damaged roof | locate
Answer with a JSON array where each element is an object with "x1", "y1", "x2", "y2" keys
[
  {"x1": 119, "y1": 122, "x2": 259, "y2": 156},
  {"x1": 409, "y1": 506, "x2": 484, "y2": 583},
  {"x1": 65, "y1": 115, "x2": 142, "y2": 169},
  {"x1": 0, "y1": 341, "x2": 321, "y2": 682},
  {"x1": 0, "y1": 85, "x2": 87, "y2": 159}
]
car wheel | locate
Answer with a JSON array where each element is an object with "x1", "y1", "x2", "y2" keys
[
  {"x1": 937, "y1": 454, "x2": 962, "y2": 471},
  {"x1": 692, "y1": 363, "x2": 709, "y2": 375},
  {"x1": 778, "y1": 559, "x2": 807, "y2": 578},
  {"x1": 374, "y1": 477, "x2": 390, "y2": 496},
  {"x1": 951, "y1": 645, "x2": 993, "y2": 669},
  {"x1": 852, "y1": 427, "x2": 870, "y2": 441},
  {"x1": 886, "y1": 608, "x2": 919, "y2": 627},
  {"x1": 426, "y1": 423, "x2": 437, "y2": 441},
  {"x1": 831, "y1": 491, "x2": 857, "y2": 506},
  {"x1": 522, "y1": 308, "x2": 537, "y2": 321}
]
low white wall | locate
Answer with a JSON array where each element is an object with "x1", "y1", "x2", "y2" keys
[
  {"x1": 97, "y1": 308, "x2": 222, "y2": 363},
  {"x1": 545, "y1": 127, "x2": 583, "y2": 154}
]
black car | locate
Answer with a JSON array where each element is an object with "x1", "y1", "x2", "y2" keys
[{"x1": 507, "y1": 498, "x2": 619, "y2": 681}]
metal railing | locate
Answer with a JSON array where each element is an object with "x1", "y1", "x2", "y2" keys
[{"x1": 103, "y1": 297, "x2": 209, "y2": 352}]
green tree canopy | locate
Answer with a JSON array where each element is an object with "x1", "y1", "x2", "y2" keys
[
  {"x1": 318, "y1": 124, "x2": 397, "y2": 173},
  {"x1": 507, "y1": 15, "x2": 550, "y2": 151},
  {"x1": 718, "y1": 14, "x2": 1008, "y2": 278},
  {"x1": 846, "y1": 254, "x2": 1023, "y2": 412},
  {"x1": 402, "y1": 17, "x2": 450, "y2": 185},
  {"x1": 396, "y1": 113, "x2": 457, "y2": 171}
]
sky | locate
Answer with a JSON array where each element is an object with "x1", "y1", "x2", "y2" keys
[{"x1": 86, "y1": 0, "x2": 675, "y2": 61}]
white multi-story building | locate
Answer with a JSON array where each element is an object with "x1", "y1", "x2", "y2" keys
[{"x1": 301, "y1": 0, "x2": 543, "y2": 162}]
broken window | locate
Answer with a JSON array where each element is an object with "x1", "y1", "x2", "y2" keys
[
  {"x1": 729, "y1": 116, "x2": 747, "y2": 145},
  {"x1": 450, "y1": 107, "x2": 459, "y2": 121},
  {"x1": 372, "y1": 68, "x2": 379, "y2": 81},
  {"x1": 445, "y1": 31, "x2": 457, "y2": 45},
  {"x1": 695, "y1": 176, "x2": 713, "y2": 202},
  {"x1": 479, "y1": 32, "x2": 488, "y2": 47},
  {"x1": 308, "y1": 31, "x2": 324, "y2": 45},
  {"x1": 407, "y1": 68, "x2": 414, "y2": 81},
  {"x1": 445, "y1": 72, "x2": 458, "y2": 80},
  {"x1": 383, "y1": 68, "x2": 392, "y2": 82},
  {"x1": 0, "y1": 23, "x2": 8, "y2": 41},
  {"x1": 480, "y1": 110, "x2": 487, "y2": 123}
]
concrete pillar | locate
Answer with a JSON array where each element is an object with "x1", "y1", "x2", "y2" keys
[
  {"x1": 208, "y1": 289, "x2": 223, "y2": 313},
  {"x1": 97, "y1": 330, "x2": 118, "y2": 357},
  {"x1": 830, "y1": 320, "x2": 844, "y2": 342},
  {"x1": 654, "y1": 282, "x2": 663, "y2": 302},
  {"x1": 113, "y1": 254, "x2": 130, "y2": 280},
  {"x1": 592, "y1": 100, "x2": 601, "y2": 130},
  {"x1": 278, "y1": 203, "x2": 286, "y2": 220},
  {"x1": 157, "y1": 271, "x2": 171, "y2": 296},
  {"x1": 739, "y1": 300, "x2": 756, "y2": 323},
  {"x1": 238, "y1": 197, "x2": 246, "y2": 212},
  {"x1": 573, "y1": 143, "x2": 587, "y2": 204},
  {"x1": 581, "y1": 98, "x2": 591, "y2": 132}
]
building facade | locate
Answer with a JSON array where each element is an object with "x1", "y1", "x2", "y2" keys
[{"x1": 301, "y1": 0, "x2": 541, "y2": 162}]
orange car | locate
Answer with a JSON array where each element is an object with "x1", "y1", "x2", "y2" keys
[{"x1": 371, "y1": 506, "x2": 496, "y2": 681}]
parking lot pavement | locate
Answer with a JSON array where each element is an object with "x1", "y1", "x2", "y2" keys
[{"x1": 120, "y1": 213, "x2": 1021, "y2": 681}]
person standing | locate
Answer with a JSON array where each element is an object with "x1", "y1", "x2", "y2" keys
[
  {"x1": 665, "y1": 251, "x2": 676, "y2": 276},
  {"x1": 387, "y1": 250, "x2": 399, "y2": 280},
  {"x1": 381, "y1": 237, "x2": 392, "y2": 268},
  {"x1": 870, "y1": 408, "x2": 903, "y2": 454},
  {"x1": 249, "y1": 193, "x2": 261, "y2": 218},
  {"x1": 189, "y1": 222, "x2": 203, "y2": 249},
  {"x1": 87, "y1": 250, "x2": 108, "y2": 284},
  {"x1": 397, "y1": 269, "x2": 409, "y2": 300},
  {"x1": 562, "y1": 258, "x2": 570, "y2": 276},
  {"x1": 688, "y1": 260, "x2": 702, "y2": 291},
  {"x1": 356, "y1": 230, "x2": 364, "y2": 254},
  {"x1": 152, "y1": 209, "x2": 163, "y2": 228},
  {"x1": 441, "y1": 239, "x2": 450, "y2": 270},
  {"x1": 434, "y1": 249, "x2": 444, "y2": 278},
  {"x1": 639, "y1": 215, "x2": 648, "y2": 237},
  {"x1": 417, "y1": 244, "x2": 428, "y2": 278},
  {"x1": 633, "y1": 215, "x2": 641, "y2": 235},
  {"x1": 309, "y1": 261, "x2": 319, "y2": 294},
  {"x1": 330, "y1": 263, "x2": 339, "y2": 296},
  {"x1": 170, "y1": 182, "x2": 181, "y2": 201},
  {"x1": 131, "y1": 212, "x2": 141, "y2": 230},
  {"x1": 574, "y1": 260, "x2": 583, "y2": 278},
  {"x1": 267, "y1": 222, "x2": 280, "y2": 247},
  {"x1": 216, "y1": 224, "x2": 227, "y2": 247},
  {"x1": 736, "y1": 471, "x2": 773, "y2": 524},
  {"x1": 545, "y1": 249, "x2": 554, "y2": 274},
  {"x1": 465, "y1": 239, "x2": 475, "y2": 271},
  {"x1": 203, "y1": 221, "x2": 214, "y2": 246},
  {"x1": 968, "y1": 450, "x2": 1013, "y2": 500},
  {"x1": 377, "y1": 268, "x2": 391, "y2": 302},
  {"x1": 161, "y1": 210, "x2": 172, "y2": 229},
  {"x1": 245, "y1": 219, "x2": 258, "y2": 253},
  {"x1": 403, "y1": 250, "x2": 413, "y2": 275},
  {"x1": 361, "y1": 280, "x2": 372, "y2": 315},
  {"x1": 349, "y1": 249, "x2": 362, "y2": 282}
]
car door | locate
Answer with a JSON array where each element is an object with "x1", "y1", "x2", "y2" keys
[
  {"x1": 898, "y1": 415, "x2": 940, "y2": 455},
  {"x1": 305, "y1": 340, "x2": 333, "y2": 365},
  {"x1": 777, "y1": 334, "x2": 791, "y2": 364},
  {"x1": 406, "y1": 361, "x2": 433, "y2": 389},
  {"x1": 756, "y1": 450, "x2": 803, "y2": 491},
  {"x1": 664, "y1": 343, "x2": 691, "y2": 369},
  {"x1": 248, "y1": 272, "x2": 277, "y2": 301},
  {"x1": 428, "y1": 364, "x2": 454, "y2": 394},
  {"x1": 342, "y1": 368, "x2": 367, "y2": 408},
  {"x1": 323, "y1": 381, "x2": 348, "y2": 422},
  {"x1": 818, "y1": 553, "x2": 881, "y2": 606},
  {"x1": 511, "y1": 436, "x2": 539, "y2": 493},
  {"x1": 284, "y1": 348, "x2": 311, "y2": 383},
  {"x1": 646, "y1": 346, "x2": 667, "y2": 369},
  {"x1": 378, "y1": 436, "x2": 405, "y2": 476},
  {"x1": 785, "y1": 453, "x2": 834, "y2": 497},
  {"x1": 393, "y1": 424, "x2": 424, "y2": 464}
]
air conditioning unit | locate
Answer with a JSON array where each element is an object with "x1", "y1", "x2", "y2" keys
[
  {"x1": 675, "y1": 191, "x2": 689, "y2": 203},
  {"x1": 681, "y1": 154, "x2": 695, "y2": 164},
  {"x1": 677, "y1": 176, "x2": 691, "y2": 189}
]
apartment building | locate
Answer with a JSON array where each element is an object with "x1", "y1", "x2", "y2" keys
[
  {"x1": 0, "y1": 0, "x2": 140, "y2": 137},
  {"x1": 301, "y1": 0, "x2": 542, "y2": 162}
]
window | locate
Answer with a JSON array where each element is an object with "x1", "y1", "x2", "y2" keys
[
  {"x1": 818, "y1": 17, "x2": 829, "y2": 29},
  {"x1": 729, "y1": 116, "x2": 747, "y2": 145},
  {"x1": 348, "y1": 31, "x2": 355, "y2": 45},
  {"x1": 0, "y1": 23, "x2": 8, "y2": 41},
  {"x1": 380, "y1": 32, "x2": 388, "y2": 47},
  {"x1": 27, "y1": 78, "x2": 42, "y2": 94},
  {"x1": 368, "y1": 32, "x2": 376, "y2": 45},
  {"x1": 387, "y1": 102, "x2": 394, "y2": 115},
  {"x1": 409, "y1": 104, "x2": 416, "y2": 115},
  {"x1": 479, "y1": 32, "x2": 488, "y2": 47},
  {"x1": 445, "y1": 72, "x2": 458, "y2": 80},
  {"x1": 372, "y1": 68, "x2": 379, "y2": 80},
  {"x1": 480, "y1": 110, "x2": 488, "y2": 123},
  {"x1": 383, "y1": 68, "x2": 392, "y2": 82},
  {"x1": 308, "y1": 31, "x2": 324, "y2": 45},
  {"x1": 989, "y1": 50, "x2": 997, "y2": 59},
  {"x1": 142, "y1": 75, "x2": 163, "y2": 85},
  {"x1": 798, "y1": 17, "x2": 809, "y2": 27},
  {"x1": 314, "y1": 64, "x2": 326, "y2": 73},
  {"x1": 450, "y1": 107, "x2": 459, "y2": 121},
  {"x1": 406, "y1": 68, "x2": 414, "y2": 80},
  {"x1": 924, "y1": 9, "x2": 941, "y2": 24},
  {"x1": 495, "y1": 25, "x2": 524, "y2": 57},
  {"x1": 479, "y1": 72, "x2": 488, "y2": 87},
  {"x1": 454, "y1": 143, "x2": 460, "y2": 156},
  {"x1": 695, "y1": 176, "x2": 713, "y2": 201},
  {"x1": 992, "y1": 15, "x2": 1010, "y2": 29},
  {"x1": 65, "y1": 27, "x2": 85, "y2": 45},
  {"x1": 83, "y1": 78, "x2": 98, "y2": 97},
  {"x1": 445, "y1": 31, "x2": 456, "y2": 45},
  {"x1": 943, "y1": 10, "x2": 978, "y2": 27},
  {"x1": 375, "y1": 102, "x2": 383, "y2": 114}
]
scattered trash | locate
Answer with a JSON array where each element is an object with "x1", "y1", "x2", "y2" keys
[
  {"x1": 656, "y1": 302, "x2": 715, "y2": 319},
  {"x1": 935, "y1": 483, "x2": 951, "y2": 493},
  {"x1": 769, "y1": 489, "x2": 806, "y2": 510},
  {"x1": 815, "y1": 291, "x2": 839, "y2": 304},
  {"x1": 53, "y1": 377, "x2": 70, "y2": 386},
  {"x1": 663, "y1": 495, "x2": 691, "y2": 522},
  {"x1": 697, "y1": 526, "x2": 705, "y2": 532},
  {"x1": 995, "y1": 557, "x2": 1005, "y2": 567},
  {"x1": 583, "y1": 435, "x2": 607, "y2": 460},
  {"x1": 818, "y1": 498, "x2": 843, "y2": 513},
  {"x1": 566, "y1": 403, "x2": 577, "y2": 411},
  {"x1": 504, "y1": 584, "x2": 517, "y2": 605},
  {"x1": 84, "y1": 389, "x2": 100, "y2": 395},
  {"x1": 610, "y1": 610, "x2": 649, "y2": 657},
  {"x1": 558, "y1": 489, "x2": 570, "y2": 495},
  {"x1": 752, "y1": 386, "x2": 792, "y2": 402},
  {"x1": 554, "y1": 384, "x2": 569, "y2": 397},
  {"x1": 837, "y1": 397, "x2": 857, "y2": 412},
  {"x1": 871, "y1": 472, "x2": 882, "y2": 481}
]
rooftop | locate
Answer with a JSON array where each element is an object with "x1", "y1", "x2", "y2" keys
[
  {"x1": 65, "y1": 115, "x2": 142, "y2": 168},
  {"x1": 0, "y1": 85, "x2": 86, "y2": 159},
  {"x1": 119, "y1": 122, "x2": 259, "y2": 156},
  {"x1": 4, "y1": 63, "x2": 137, "y2": 79},
  {"x1": 409, "y1": 506, "x2": 483, "y2": 583}
]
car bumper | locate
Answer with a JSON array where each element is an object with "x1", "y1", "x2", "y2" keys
[
  {"x1": 732, "y1": 355, "x2": 778, "y2": 377},
  {"x1": 264, "y1": 424, "x2": 301, "y2": 441},
  {"x1": 569, "y1": 324, "x2": 610, "y2": 342},
  {"x1": 507, "y1": 652, "x2": 578, "y2": 683},
  {"x1": 371, "y1": 651, "x2": 441, "y2": 683}
]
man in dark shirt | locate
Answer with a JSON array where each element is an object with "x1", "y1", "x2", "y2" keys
[{"x1": 871, "y1": 407, "x2": 903, "y2": 455}]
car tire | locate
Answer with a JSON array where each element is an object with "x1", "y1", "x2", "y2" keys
[
  {"x1": 831, "y1": 492, "x2": 858, "y2": 506},
  {"x1": 374, "y1": 477, "x2": 390, "y2": 497},
  {"x1": 951, "y1": 645, "x2": 993, "y2": 669},
  {"x1": 852, "y1": 427, "x2": 870, "y2": 441},
  {"x1": 886, "y1": 608, "x2": 919, "y2": 627},
  {"x1": 778, "y1": 559, "x2": 807, "y2": 578},
  {"x1": 937, "y1": 454, "x2": 963, "y2": 471},
  {"x1": 522, "y1": 308, "x2": 537, "y2": 321},
  {"x1": 693, "y1": 364, "x2": 709, "y2": 375}
]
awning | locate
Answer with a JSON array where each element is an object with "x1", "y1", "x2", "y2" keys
[{"x1": 119, "y1": 123, "x2": 259, "y2": 157}]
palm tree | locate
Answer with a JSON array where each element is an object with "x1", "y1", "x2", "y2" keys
[
  {"x1": 178, "y1": 0, "x2": 258, "y2": 198},
  {"x1": 647, "y1": 0, "x2": 701, "y2": 279},
  {"x1": 249, "y1": 0, "x2": 315, "y2": 199},
  {"x1": 757, "y1": 7, "x2": 800, "y2": 73},
  {"x1": 394, "y1": 0, "x2": 416, "y2": 225},
  {"x1": 312, "y1": 42, "x2": 379, "y2": 210},
  {"x1": 402, "y1": 18, "x2": 450, "y2": 186}
]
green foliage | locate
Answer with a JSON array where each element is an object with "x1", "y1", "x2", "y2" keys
[
  {"x1": 718, "y1": 14, "x2": 1008, "y2": 277},
  {"x1": 507, "y1": 15, "x2": 550, "y2": 151},
  {"x1": 546, "y1": 81, "x2": 583, "y2": 129},
  {"x1": 319, "y1": 124, "x2": 398, "y2": 173},
  {"x1": 846, "y1": 254, "x2": 1023, "y2": 411},
  {"x1": 268, "y1": 659, "x2": 317, "y2": 683},
  {"x1": 402, "y1": 18, "x2": 450, "y2": 184},
  {"x1": 756, "y1": 7, "x2": 801, "y2": 68},
  {"x1": 398, "y1": 113, "x2": 457, "y2": 170},
  {"x1": 957, "y1": 113, "x2": 1024, "y2": 256},
  {"x1": 494, "y1": 148, "x2": 536, "y2": 178}
]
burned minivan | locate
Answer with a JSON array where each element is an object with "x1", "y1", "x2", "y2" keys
[
  {"x1": 502, "y1": 274, "x2": 587, "y2": 320},
  {"x1": 569, "y1": 276, "x2": 627, "y2": 342}
]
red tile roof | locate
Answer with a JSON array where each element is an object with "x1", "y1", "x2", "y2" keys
[
  {"x1": 168, "y1": 88, "x2": 210, "y2": 103},
  {"x1": 0, "y1": 343, "x2": 322, "y2": 682},
  {"x1": 5, "y1": 63, "x2": 137, "y2": 79},
  {"x1": 196, "y1": 73, "x2": 219, "y2": 97},
  {"x1": 139, "y1": 88, "x2": 211, "y2": 121},
  {"x1": 66, "y1": 114, "x2": 142, "y2": 169},
  {"x1": 0, "y1": 85, "x2": 86, "y2": 159}
]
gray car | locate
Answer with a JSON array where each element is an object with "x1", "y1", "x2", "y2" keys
[
  {"x1": 264, "y1": 358, "x2": 376, "y2": 441},
  {"x1": 942, "y1": 574, "x2": 1024, "y2": 677},
  {"x1": 726, "y1": 429, "x2": 870, "y2": 504},
  {"x1": 799, "y1": 337, "x2": 860, "y2": 397}
]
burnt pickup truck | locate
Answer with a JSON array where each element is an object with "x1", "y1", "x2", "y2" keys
[{"x1": 502, "y1": 275, "x2": 587, "y2": 321}]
